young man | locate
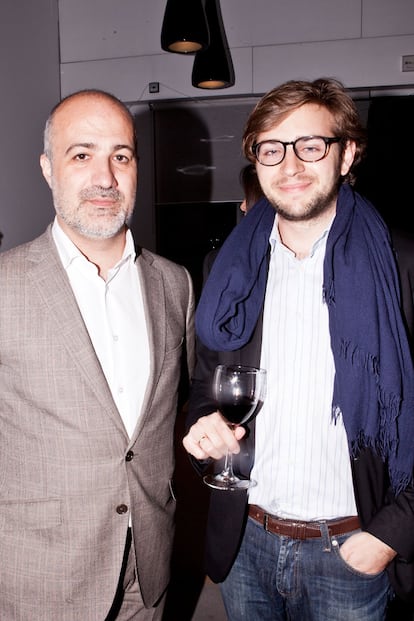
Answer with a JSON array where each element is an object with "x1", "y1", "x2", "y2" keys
[
  {"x1": 0, "y1": 89, "x2": 195, "y2": 620},
  {"x1": 184, "y1": 78, "x2": 414, "y2": 620}
]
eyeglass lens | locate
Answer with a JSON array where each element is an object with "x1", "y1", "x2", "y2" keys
[{"x1": 255, "y1": 136, "x2": 335, "y2": 166}]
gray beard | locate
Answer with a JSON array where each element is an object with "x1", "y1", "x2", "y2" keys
[{"x1": 53, "y1": 186, "x2": 133, "y2": 239}]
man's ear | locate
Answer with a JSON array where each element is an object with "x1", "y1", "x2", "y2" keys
[
  {"x1": 340, "y1": 140, "x2": 356, "y2": 177},
  {"x1": 40, "y1": 153, "x2": 52, "y2": 189}
]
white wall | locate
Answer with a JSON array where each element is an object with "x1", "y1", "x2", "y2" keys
[
  {"x1": 2, "y1": 0, "x2": 413, "y2": 253},
  {"x1": 58, "y1": 0, "x2": 414, "y2": 101}
]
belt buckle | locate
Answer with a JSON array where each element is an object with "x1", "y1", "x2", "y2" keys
[{"x1": 291, "y1": 522, "x2": 307, "y2": 539}]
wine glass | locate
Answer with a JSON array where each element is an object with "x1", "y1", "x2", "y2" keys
[{"x1": 203, "y1": 364, "x2": 266, "y2": 491}]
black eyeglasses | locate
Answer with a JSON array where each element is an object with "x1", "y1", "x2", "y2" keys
[{"x1": 252, "y1": 136, "x2": 342, "y2": 166}]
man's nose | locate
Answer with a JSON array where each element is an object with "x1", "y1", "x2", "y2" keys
[
  {"x1": 279, "y1": 144, "x2": 306, "y2": 174},
  {"x1": 91, "y1": 158, "x2": 118, "y2": 188}
]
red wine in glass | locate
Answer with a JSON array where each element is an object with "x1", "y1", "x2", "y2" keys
[
  {"x1": 203, "y1": 364, "x2": 266, "y2": 491},
  {"x1": 218, "y1": 396, "x2": 258, "y2": 425}
]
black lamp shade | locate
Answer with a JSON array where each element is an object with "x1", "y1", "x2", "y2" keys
[
  {"x1": 191, "y1": 0, "x2": 235, "y2": 89},
  {"x1": 161, "y1": 0, "x2": 210, "y2": 54}
]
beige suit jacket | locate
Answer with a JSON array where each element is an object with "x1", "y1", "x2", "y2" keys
[{"x1": 0, "y1": 226, "x2": 195, "y2": 620}]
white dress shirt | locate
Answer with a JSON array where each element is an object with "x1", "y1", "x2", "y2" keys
[
  {"x1": 52, "y1": 219, "x2": 150, "y2": 439},
  {"x1": 249, "y1": 216, "x2": 357, "y2": 520}
]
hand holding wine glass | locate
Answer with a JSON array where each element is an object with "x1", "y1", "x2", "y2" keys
[{"x1": 203, "y1": 364, "x2": 266, "y2": 491}]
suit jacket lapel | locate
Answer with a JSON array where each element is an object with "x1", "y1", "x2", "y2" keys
[
  {"x1": 131, "y1": 251, "x2": 166, "y2": 440},
  {"x1": 27, "y1": 228, "x2": 127, "y2": 436}
]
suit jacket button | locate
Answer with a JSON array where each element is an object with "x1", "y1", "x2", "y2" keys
[
  {"x1": 116, "y1": 504, "x2": 128, "y2": 514},
  {"x1": 125, "y1": 451, "x2": 134, "y2": 462}
]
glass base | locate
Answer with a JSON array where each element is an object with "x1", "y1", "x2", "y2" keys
[{"x1": 203, "y1": 473, "x2": 256, "y2": 491}]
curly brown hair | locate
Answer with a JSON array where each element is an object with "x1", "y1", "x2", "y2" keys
[{"x1": 243, "y1": 77, "x2": 366, "y2": 185}]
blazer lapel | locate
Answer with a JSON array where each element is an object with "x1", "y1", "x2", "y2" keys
[
  {"x1": 131, "y1": 251, "x2": 166, "y2": 440},
  {"x1": 27, "y1": 229, "x2": 127, "y2": 436}
]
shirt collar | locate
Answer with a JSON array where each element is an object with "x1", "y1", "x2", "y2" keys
[
  {"x1": 269, "y1": 213, "x2": 333, "y2": 258},
  {"x1": 51, "y1": 217, "x2": 136, "y2": 272}
]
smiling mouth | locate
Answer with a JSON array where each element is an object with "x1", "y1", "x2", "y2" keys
[
  {"x1": 84, "y1": 197, "x2": 119, "y2": 208},
  {"x1": 89, "y1": 198, "x2": 116, "y2": 204},
  {"x1": 278, "y1": 181, "x2": 311, "y2": 192}
]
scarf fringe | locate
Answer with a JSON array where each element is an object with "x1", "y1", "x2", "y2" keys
[
  {"x1": 339, "y1": 339, "x2": 379, "y2": 376},
  {"x1": 378, "y1": 385, "x2": 401, "y2": 419},
  {"x1": 377, "y1": 385, "x2": 401, "y2": 456},
  {"x1": 336, "y1": 340, "x2": 405, "y2": 488},
  {"x1": 349, "y1": 430, "x2": 410, "y2": 495},
  {"x1": 348, "y1": 428, "x2": 398, "y2": 466},
  {"x1": 322, "y1": 281, "x2": 335, "y2": 306},
  {"x1": 390, "y1": 471, "x2": 414, "y2": 497},
  {"x1": 339, "y1": 339, "x2": 402, "y2": 426}
]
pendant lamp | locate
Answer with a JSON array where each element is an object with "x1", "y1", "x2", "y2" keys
[
  {"x1": 161, "y1": 0, "x2": 210, "y2": 54},
  {"x1": 191, "y1": 0, "x2": 235, "y2": 89}
]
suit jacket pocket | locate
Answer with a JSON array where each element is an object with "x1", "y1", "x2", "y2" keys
[{"x1": 0, "y1": 498, "x2": 61, "y2": 531}]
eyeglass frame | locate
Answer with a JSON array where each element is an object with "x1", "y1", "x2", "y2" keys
[{"x1": 251, "y1": 136, "x2": 342, "y2": 166}]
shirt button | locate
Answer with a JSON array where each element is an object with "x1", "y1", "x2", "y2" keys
[
  {"x1": 116, "y1": 504, "x2": 128, "y2": 515},
  {"x1": 126, "y1": 451, "x2": 134, "y2": 462}
]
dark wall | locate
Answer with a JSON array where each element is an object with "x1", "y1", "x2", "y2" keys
[
  {"x1": 152, "y1": 98, "x2": 253, "y2": 296},
  {"x1": 355, "y1": 96, "x2": 414, "y2": 233}
]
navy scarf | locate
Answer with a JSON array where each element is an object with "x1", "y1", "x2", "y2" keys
[{"x1": 196, "y1": 184, "x2": 414, "y2": 494}]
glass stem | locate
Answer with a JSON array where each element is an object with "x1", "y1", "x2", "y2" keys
[
  {"x1": 222, "y1": 449, "x2": 235, "y2": 480},
  {"x1": 222, "y1": 422, "x2": 238, "y2": 481}
]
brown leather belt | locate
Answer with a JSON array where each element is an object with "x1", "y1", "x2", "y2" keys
[{"x1": 249, "y1": 505, "x2": 360, "y2": 540}]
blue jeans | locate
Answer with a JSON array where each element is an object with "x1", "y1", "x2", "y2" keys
[{"x1": 220, "y1": 516, "x2": 392, "y2": 621}]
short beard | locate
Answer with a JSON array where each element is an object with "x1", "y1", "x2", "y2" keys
[
  {"x1": 65, "y1": 211, "x2": 128, "y2": 240},
  {"x1": 272, "y1": 180, "x2": 341, "y2": 222},
  {"x1": 54, "y1": 186, "x2": 134, "y2": 240}
]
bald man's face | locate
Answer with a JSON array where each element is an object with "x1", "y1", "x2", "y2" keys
[{"x1": 40, "y1": 94, "x2": 137, "y2": 241}]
